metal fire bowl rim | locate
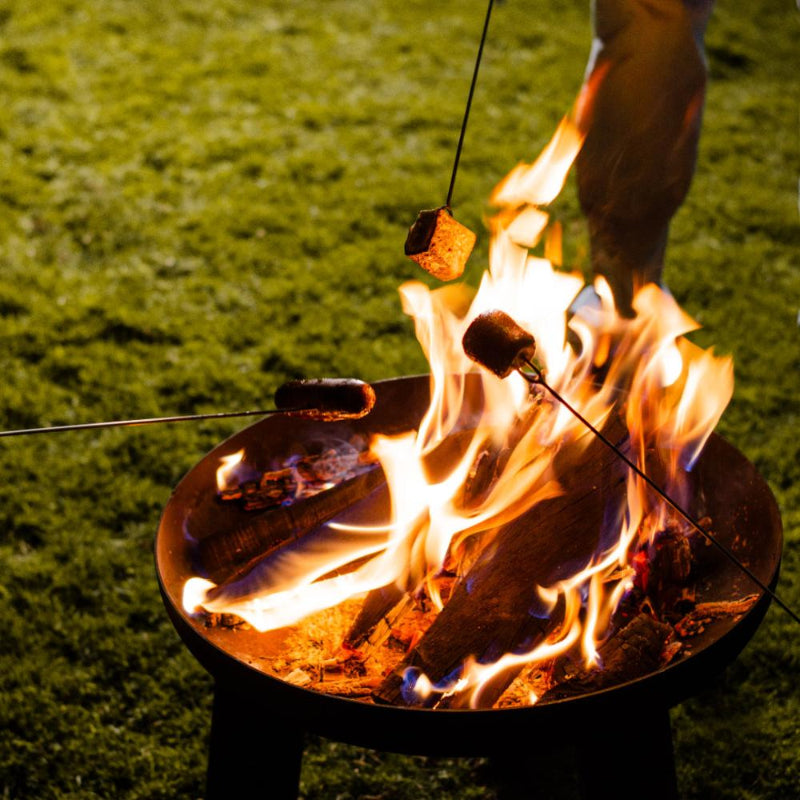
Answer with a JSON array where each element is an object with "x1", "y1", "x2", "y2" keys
[{"x1": 155, "y1": 374, "x2": 782, "y2": 757}]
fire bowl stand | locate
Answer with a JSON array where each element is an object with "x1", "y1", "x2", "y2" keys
[
  {"x1": 205, "y1": 681, "x2": 681, "y2": 800},
  {"x1": 193, "y1": 579, "x2": 772, "y2": 800},
  {"x1": 155, "y1": 380, "x2": 781, "y2": 799}
]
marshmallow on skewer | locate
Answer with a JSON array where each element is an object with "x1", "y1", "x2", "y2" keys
[
  {"x1": 405, "y1": 207, "x2": 477, "y2": 281},
  {"x1": 461, "y1": 310, "x2": 537, "y2": 378}
]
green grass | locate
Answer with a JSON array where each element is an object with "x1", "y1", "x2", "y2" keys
[{"x1": 1, "y1": 1, "x2": 798, "y2": 797}]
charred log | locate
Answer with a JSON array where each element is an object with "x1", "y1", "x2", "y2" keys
[
  {"x1": 373, "y1": 415, "x2": 630, "y2": 708},
  {"x1": 346, "y1": 403, "x2": 543, "y2": 650},
  {"x1": 674, "y1": 595, "x2": 758, "y2": 639},
  {"x1": 538, "y1": 613, "x2": 673, "y2": 703},
  {"x1": 197, "y1": 466, "x2": 386, "y2": 586},
  {"x1": 345, "y1": 582, "x2": 406, "y2": 649},
  {"x1": 649, "y1": 526, "x2": 696, "y2": 622}
]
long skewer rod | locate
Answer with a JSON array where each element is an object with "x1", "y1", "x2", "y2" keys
[
  {"x1": 519, "y1": 358, "x2": 800, "y2": 626},
  {"x1": 0, "y1": 408, "x2": 311, "y2": 438},
  {"x1": 446, "y1": 0, "x2": 495, "y2": 209}
]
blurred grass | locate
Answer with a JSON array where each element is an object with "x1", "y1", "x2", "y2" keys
[{"x1": 0, "y1": 0, "x2": 798, "y2": 797}]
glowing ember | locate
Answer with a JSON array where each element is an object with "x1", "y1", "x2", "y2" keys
[{"x1": 184, "y1": 93, "x2": 733, "y2": 709}]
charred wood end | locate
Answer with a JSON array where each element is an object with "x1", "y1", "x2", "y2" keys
[
  {"x1": 197, "y1": 465, "x2": 385, "y2": 585},
  {"x1": 539, "y1": 614, "x2": 673, "y2": 703}
]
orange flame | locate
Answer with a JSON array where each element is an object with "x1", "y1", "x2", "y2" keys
[
  {"x1": 184, "y1": 93, "x2": 733, "y2": 708},
  {"x1": 216, "y1": 449, "x2": 244, "y2": 493}
]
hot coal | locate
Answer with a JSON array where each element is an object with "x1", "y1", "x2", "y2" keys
[
  {"x1": 274, "y1": 378, "x2": 376, "y2": 421},
  {"x1": 674, "y1": 595, "x2": 758, "y2": 639},
  {"x1": 462, "y1": 310, "x2": 537, "y2": 378}
]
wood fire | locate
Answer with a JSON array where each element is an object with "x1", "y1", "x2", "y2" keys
[
  {"x1": 164, "y1": 0, "x2": 791, "y2": 721},
  {"x1": 174, "y1": 71, "x2": 758, "y2": 710},
  {"x1": 186, "y1": 415, "x2": 759, "y2": 709}
]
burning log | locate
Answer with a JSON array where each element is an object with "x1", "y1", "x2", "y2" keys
[
  {"x1": 647, "y1": 523, "x2": 698, "y2": 622},
  {"x1": 405, "y1": 207, "x2": 477, "y2": 281},
  {"x1": 538, "y1": 613, "x2": 674, "y2": 703},
  {"x1": 197, "y1": 465, "x2": 386, "y2": 586},
  {"x1": 344, "y1": 407, "x2": 543, "y2": 649},
  {"x1": 201, "y1": 426, "x2": 482, "y2": 601},
  {"x1": 374, "y1": 413, "x2": 629, "y2": 708},
  {"x1": 674, "y1": 595, "x2": 758, "y2": 639},
  {"x1": 342, "y1": 430, "x2": 478, "y2": 648}
]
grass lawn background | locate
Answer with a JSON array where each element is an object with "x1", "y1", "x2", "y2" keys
[{"x1": 0, "y1": 1, "x2": 798, "y2": 797}]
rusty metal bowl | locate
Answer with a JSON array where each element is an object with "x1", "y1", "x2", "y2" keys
[{"x1": 155, "y1": 375, "x2": 782, "y2": 758}]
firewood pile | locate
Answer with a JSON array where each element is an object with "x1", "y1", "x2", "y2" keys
[{"x1": 193, "y1": 432, "x2": 758, "y2": 709}]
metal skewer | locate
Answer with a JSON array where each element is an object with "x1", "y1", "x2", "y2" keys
[
  {"x1": 0, "y1": 408, "x2": 307, "y2": 438},
  {"x1": 446, "y1": 0, "x2": 495, "y2": 209},
  {"x1": 0, "y1": 379, "x2": 377, "y2": 439},
  {"x1": 404, "y1": 2, "x2": 494, "y2": 279},
  {"x1": 517, "y1": 357, "x2": 800, "y2": 626}
]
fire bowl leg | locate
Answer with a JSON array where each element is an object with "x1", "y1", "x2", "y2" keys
[
  {"x1": 206, "y1": 683, "x2": 305, "y2": 800},
  {"x1": 486, "y1": 743, "x2": 581, "y2": 799},
  {"x1": 486, "y1": 705, "x2": 678, "y2": 800},
  {"x1": 575, "y1": 705, "x2": 678, "y2": 800}
]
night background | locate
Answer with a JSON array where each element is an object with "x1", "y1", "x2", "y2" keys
[{"x1": 0, "y1": 1, "x2": 798, "y2": 797}]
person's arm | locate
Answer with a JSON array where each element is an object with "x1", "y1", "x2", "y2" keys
[{"x1": 575, "y1": 0, "x2": 715, "y2": 314}]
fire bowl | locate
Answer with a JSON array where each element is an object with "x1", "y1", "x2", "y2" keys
[{"x1": 155, "y1": 374, "x2": 781, "y2": 758}]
